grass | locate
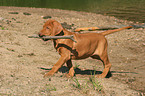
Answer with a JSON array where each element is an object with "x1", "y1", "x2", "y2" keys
[
  {"x1": 40, "y1": 83, "x2": 56, "y2": 94},
  {"x1": 45, "y1": 84, "x2": 56, "y2": 91},
  {"x1": 89, "y1": 71, "x2": 103, "y2": 91},
  {"x1": 71, "y1": 78, "x2": 81, "y2": 89},
  {"x1": 1, "y1": 26, "x2": 8, "y2": 30},
  {"x1": 0, "y1": 93, "x2": 12, "y2": 95},
  {"x1": 71, "y1": 71, "x2": 103, "y2": 93},
  {"x1": 1, "y1": 27, "x2": 5, "y2": 30},
  {"x1": 74, "y1": 63, "x2": 80, "y2": 69}
]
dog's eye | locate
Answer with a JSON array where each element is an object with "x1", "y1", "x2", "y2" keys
[{"x1": 46, "y1": 27, "x2": 49, "y2": 29}]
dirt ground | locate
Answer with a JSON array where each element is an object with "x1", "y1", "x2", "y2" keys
[{"x1": 0, "y1": 6, "x2": 144, "y2": 96}]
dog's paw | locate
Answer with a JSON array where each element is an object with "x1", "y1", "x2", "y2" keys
[
  {"x1": 43, "y1": 72, "x2": 54, "y2": 78},
  {"x1": 97, "y1": 74, "x2": 106, "y2": 78},
  {"x1": 64, "y1": 73, "x2": 74, "y2": 78}
]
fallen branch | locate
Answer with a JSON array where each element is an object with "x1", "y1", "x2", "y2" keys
[
  {"x1": 74, "y1": 26, "x2": 126, "y2": 32},
  {"x1": 75, "y1": 27, "x2": 100, "y2": 32},
  {"x1": 74, "y1": 24, "x2": 145, "y2": 32},
  {"x1": 28, "y1": 34, "x2": 77, "y2": 43}
]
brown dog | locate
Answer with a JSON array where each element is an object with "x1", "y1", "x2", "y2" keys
[{"x1": 38, "y1": 19, "x2": 132, "y2": 78}]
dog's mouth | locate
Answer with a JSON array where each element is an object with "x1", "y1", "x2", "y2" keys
[
  {"x1": 39, "y1": 35, "x2": 50, "y2": 41},
  {"x1": 42, "y1": 38, "x2": 50, "y2": 41}
]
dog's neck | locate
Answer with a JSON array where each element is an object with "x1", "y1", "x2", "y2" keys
[
  {"x1": 57, "y1": 29, "x2": 73, "y2": 36},
  {"x1": 52, "y1": 29, "x2": 74, "y2": 50},
  {"x1": 56, "y1": 30, "x2": 64, "y2": 36}
]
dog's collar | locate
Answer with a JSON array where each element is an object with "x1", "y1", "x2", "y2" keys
[{"x1": 55, "y1": 30, "x2": 64, "y2": 36}]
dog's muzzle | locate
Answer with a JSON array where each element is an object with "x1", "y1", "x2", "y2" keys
[{"x1": 38, "y1": 33, "x2": 50, "y2": 41}]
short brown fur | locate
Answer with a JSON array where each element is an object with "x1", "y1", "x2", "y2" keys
[{"x1": 38, "y1": 19, "x2": 131, "y2": 78}]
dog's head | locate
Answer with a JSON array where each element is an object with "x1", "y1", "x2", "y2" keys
[{"x1": 38, "y1": 19, "x2": 63, "y2": 39}]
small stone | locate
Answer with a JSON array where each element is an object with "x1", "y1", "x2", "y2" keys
[
  {"x1": 12, "y1": 18, "x2": 16, "y2": 21},
  {"x1": 18, "y1": 55, "x2": 23, "y2": 57},
  {"x1": 16, "y1": 21, "x2": 22, "y2": 23},
  {"x1": 9, "y1": 12, "x2": 19, "y2": 14},
  {"x1": 42, "y1": 16, "x2": 52, "y2": 19},
  {"x1": 23, "y1": 12, "x2": 31, "y2": 15}
]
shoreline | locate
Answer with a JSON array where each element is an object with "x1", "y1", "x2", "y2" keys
[{"x1": 1, "y1": 5, "x2": 145, "y2": 24}]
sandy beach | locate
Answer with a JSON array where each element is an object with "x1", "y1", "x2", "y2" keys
[{"x1": 0, "y1": 6, "x2": 144, "y2": 96}]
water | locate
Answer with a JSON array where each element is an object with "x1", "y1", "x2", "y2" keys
[{"x1": 0, "y1": 0, "x2": 145, "y2": 23}]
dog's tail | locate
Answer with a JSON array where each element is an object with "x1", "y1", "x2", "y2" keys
[{"x1": 101, "y1": 26, "x2": 132, "y2": 36}]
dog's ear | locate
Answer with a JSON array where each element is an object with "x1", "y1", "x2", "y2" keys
[{"x1": 52, "y1": 21, "x2": 63, "y2": 36}]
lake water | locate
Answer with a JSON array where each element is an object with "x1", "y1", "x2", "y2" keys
[{"x1": 0, "y1": 0, "x2": 145, "y2": 23}]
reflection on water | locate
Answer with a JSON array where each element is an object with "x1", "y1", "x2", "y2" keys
[{"x1": 0, "y1": 0, "x2": 145, "y2": 23}]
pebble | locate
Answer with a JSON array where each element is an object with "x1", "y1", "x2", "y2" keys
[
  {"x1": 23, "y1": 12, "x2": 31, "y2": 15},
  {"x1": 9, "y1": 12, "x2": 19, "y2": 14},
  {"x1": 42, "y1": 16, "x2": 52, "y2": 19}
]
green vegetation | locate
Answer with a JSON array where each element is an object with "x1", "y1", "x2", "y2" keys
[
  {"x1": 74, "y1": 63, "x2": 80, "y2": 69},
  {"x1": 89, "y1": 72, "x2": 103, "y2": 91},
  {"x1": 40, "y1": 83, "x2": 56, "y2": 94},
  {"x1": 72, "y1": 78, "x2": 81, "y2": 89},
  {"x1": 71, "y1": 72, "x2": 103, "y2": 93},
  {"x1": 45, "y1": 84, "x2": 56, "y2": 91},
  {"x1": 0, "y1": 26, "x2": 8, "y2": 30},
  {"x1": 1, "y1": 27, "x2": 5, "y2": 30}
]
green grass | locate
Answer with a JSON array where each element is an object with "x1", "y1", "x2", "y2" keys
[
  {"x1": 40, "y1": 83, "x2": 56, "y2": 94},
  {"x1": 1, "y1": 26, "x2": 8, "y2": 30},
  {"x1": 1, "y1": 27, "x2": 5, "y2": 30},
  {"x1": 74, "y1": 63, "x2": 80, "y2": 69},
  {"x1": 71, "y1": 72, "x2": 103, "y2": 92},
  {"x1": 89, "y1": 71, "x2": 103, "y2": 91},
  {"x1": 45, "y1": 84, "x2": 56, "y2": 91},
  {"x1": 71, "y1": 78, "x2": 81, "y2": 89}
]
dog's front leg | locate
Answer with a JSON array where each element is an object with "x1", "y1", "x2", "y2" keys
[
  {"x1": 44, "y1": 55, "x2": 69, "y2": 78},
  {"x1": 66, "y1": 59, "x2": 75, "y2": 77}
]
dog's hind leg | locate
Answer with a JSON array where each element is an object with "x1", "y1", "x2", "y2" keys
[
  {"x1": 99, "y1": 53, "x2": 111, "y2": 78},
  {"x1": 98, "y1": 47, "x2": 111, "y2": 78},
  {"x1": 91, "y1": 53, "x2": 111, "y2": 78},
  {"x1": 91, "y1": 41, "x2": 111, "y2": 78}
]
